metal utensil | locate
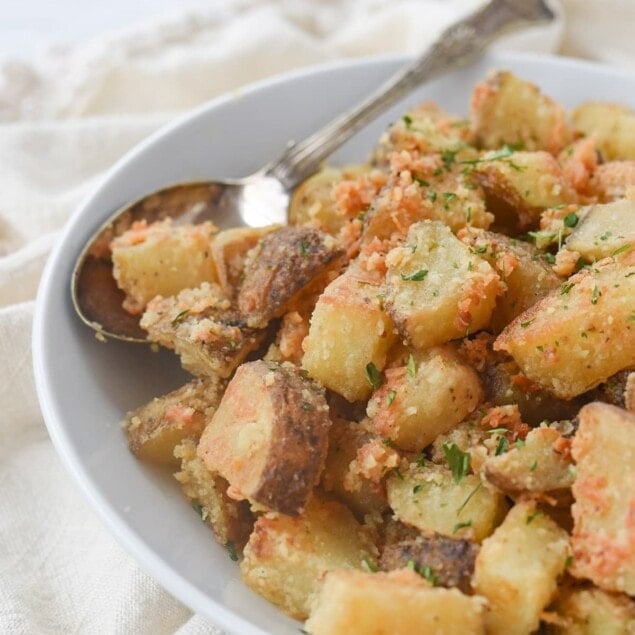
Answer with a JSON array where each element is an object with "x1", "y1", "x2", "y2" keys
[{"x1": 72, "y1": 0, "x2": 554, "y2": 342}]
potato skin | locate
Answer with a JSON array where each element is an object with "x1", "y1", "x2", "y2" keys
[
  {"x1": 197, "y1": 360, "x2": 331, "y2": 515},
  {"x1": 238, "y1": 226, "x2": 344, "y2": 328},
  {"x1": 305, "y1": 568, "x2": 486, "y2": 635},
  {"x1": 380, "y1": 535, "x2": 479, "y2": 594},
  {"x1": 570, "y1": 402, "x2": 635, "y2": 596}
]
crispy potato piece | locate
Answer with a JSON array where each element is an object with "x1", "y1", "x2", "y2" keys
[
  {"x1": 289, "y1": 164, "x2": 369, "y2": 233},
  {"x1": 570, "y1": 402, "x2": 635, "y2": 596},
  {"x1": 305, "y1": 569, "x2": 486, "y2": 635},
  {"x1": 320, "y1": 418, "x2": 389, "y2": 518},
  {"x1": 572, "y1": 101, "x2": 635, "y2": 161},
  {"x1": 124, "y1": 377, "x2": 224, "y2": 466},
  {"x1": 460, "y1": 229, "x2": 561, "y2": 331},
  {"x1": 590, "y1": 161, "x2": 635, "y2": 202},
  {"x1": 173, "y1": 439, "x2": 254, "y2": 549},
  {"x1": 197, "y1": 360, "x2": 330, "y2": 515},
  {"x1": 564, "y1": 199, "x2": 635, "y2": 262},
  {"x1": 237, "y1": 226, "x2": 344, "y2": 328},
  {"x1": 380, "y1": 535, "x2": 479, "y2": 594},
  {"x1": 240, "y1": 496, "x2": 376, "y2": 620},
  {"x1": 302, "y1": 265, "x2": 396, "y2": 402},
  {"x1": 549, "y1": 586, "x2": 635, "y2": 634},
  {"x1": 366, "y1": 345, "x2": 483, "y2": 451},
  {"x1": 470, "y1": 71, "x2": 570, "y2": 154},
  {"x1": 387, "y1": 463, "x2": 508, "y2": 542},
  {"x1": 475, "y1": 151, "x2": 577, "y2": 234},
  {"x1": 472, "y1": 500, "x2": 570, "y2": 635},
  {"x1": 495, "y1": 250, "x2": 635, "y2": 398},
  {"x1": 483, "y1": 427, "x2": 574, "y2": 498},
  {"x1": 384, "y1": 221, "x2": 501, "y2": 350},
  {"x1": 372, "y1": 102, "x2": 473, "y2": 166},
  {"x1": 211, "y1": 225, "x2": 278, "y2": 296},
  {"x1": 111, "y1": 219, "x2": 218, "y2": 314},
  {"x1": 140, "y1": 282, "x2": 263, "y2": 379}
]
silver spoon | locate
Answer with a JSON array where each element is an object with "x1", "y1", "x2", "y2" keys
[{"x1": 72, "y1": 0, "x2": 554, "y2": 343}]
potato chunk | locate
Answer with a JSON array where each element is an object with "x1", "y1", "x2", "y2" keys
[
  {"x1": 140, "y1": 282, "x2": 263, "y2": 379},
  {"x1": 173, "y1": 439, "x2": 253, "y2": 549},
  {"x1": 385, "y1": 221, "x2": 501, "y2": 349},
  {"x1": 380, "y1": 535, "x2": 479, "y2": 594},
  {"x1": 387, "y1": 463, "x2": 507, "y2": 542},
  {"x1": 483, "y1": 427, "x2": 574, "y2": 498},
  {"x1": 549, "y1": 586, "x2": 635, "y2": 634},
  {"x1": 111, "y1": 219, "x2": 218, "y2": 314},
  {"x1": 470, "y1": 71, "x2": 570, "y2": 154},
  {"x1": 240, "y1": 497, "x2": 375, "y2": 620},
  {"x1": 237, "y1": 226, "x2": 344, "y2": 328},
  {"x1": 570, "y1": 402, "x2": 635, "y2": 596},
  {"x1": 124, "y1": 377, "x2": 223, "y2": 466},
  {"x1": 564, "y1": 199, "x2": 635, "y2": 262},
  {"x1": 210, "y1": 225, "x2": 278, "y2": 296},
  {"x1": 197, "y1": 360, "x2": 330, "y2": 515},
  {"x1": 572, "y1": 101, "x2": 635, "y2": 161},
  {"x1": 366, "y1": 345, "x2": 483, "y2": 451},
  {"x1": 459, "y1": 229, "x2": 560, "y2": 331},
  {"x1": 472, "y1": 500, "x2": 570, "y2": 635},
  {"x1": 475, "y1": 151, "x2": 577, "y2": 234},
  {"x1": 302, "y1": 265, "x2": 396, "y2": 402},
  {"x1": 305, "y1": 569, "x2": 486, "y2": 635},
  {"x1": 495, "y1": 250, "x2": 635, "y2": 398}
]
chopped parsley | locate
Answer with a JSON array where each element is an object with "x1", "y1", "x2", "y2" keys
[
  {"x1": 362, "y1": 557, "x2": 380, "y2": 573},
  {"x1": 560, "y1": 282, "x2": 574, "y2": 295},
  {"x1": 413, "y1": 176, "x2": 430, "y2": 187},
  {"x1": 171, "y1": 309, "x2": 190, "y2": 326},
  {"x1": 591, "y1": 284, "x2": 601, "y2": 305},
  {"x1": 495, "y1": 436, "x2": 509, "y2": 456},
  {"x1": 413, "y1": 484, "x2": 424, "y2": 494},
  {"x1": 442, "y1": 192, "x2": 458, "y2": 203},
  {"x1": 299, "y1": 240, "x2": 310, "y2": 255},
  {"x1": 520, "y1": 319, "x2": 534, "y2": 328},
  {"x1": 365, "y1": 362, "x2": 383, "y2": 389},
  {"x1": 428, "y1": 191, "x2": 438, "y2": 202},
  {"x1": 453, "y1": 519, "x2": 473, "y2": 533},
  {"x1": 530, "y1": 460, "x2": 538, "y2": 472},
  {"x1": 386, "y1": 389, "x2": 397, "y2": 407},
  {"x1": 403, "y1": 114, "x2": 413, "y2": 127},
  {"x1": 401, "y1": 269, "x2": 429, "y2": 281},
  {"x1": 611, "y1": 244, "x2": 631, "y2": 257},
  {"x1": 406, "y1": 354, "x2": 417, "y2": 378},
  {"x1": 563, "y1": 212, "x2": 579, "y2": 228},
  {"x1": 457, "y1": 482, "x2": 482, "y2": 515},
  {"x1": 443, "y1": 443, "x2": 471, "y2": 484},
  {"x1": 526, "y1": 511, "x2": 543, "y2": 525},
  {"x1": 226, "y1": 540, "x2": 239, "y2": 561},
  {"x1": 191, "y1": 501, "x2": 204, "y2": 518}
]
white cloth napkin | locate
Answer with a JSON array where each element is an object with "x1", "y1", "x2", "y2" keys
[{"x1": 1, "y1": 0, "x2": 634, "y2": 632}]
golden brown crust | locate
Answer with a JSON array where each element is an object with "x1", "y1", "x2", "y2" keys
[{"x1": 237, "y1": 226, "x2": 344, "y2": 328}]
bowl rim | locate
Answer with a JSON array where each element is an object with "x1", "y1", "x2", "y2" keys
[{"x1": 32, "y1": 50, "x2": 635, "y2": 634}]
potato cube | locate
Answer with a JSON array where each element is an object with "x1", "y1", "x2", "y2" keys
[
  {"x1": 140, "y1": 282, "x2": 264, "y2": 379},
  {"x1": 211, "y1": 225, "x2": 278, "y2": 296},
  {"x1": 564, "y1": 199, "x2": 635, "y2": 262},
  {"x1": 483, "y1": 427, "x2": 574, "y2": 498},
  {"x1": 305, "y1": 569, "x2": 486, "y2": 635},
  {"x1": 197, "y1": 360, "x2": 331, "y2": 516},
  {"x1": 572, "y1": 101, "x2": 635, "y2": 161},
  {"x1": 237, "y1": 226, "x2": 344, "y2": 328},
  {"x1": 240, "y1": 496, "x2": 376, "y2": 620},
  {"x1": 173, "y1": 439, "x2": 253, "y2": 549},
  {"x1": 570, "y1": 402, "x2": 635, "y2": 596},
  {"x1": 124, "y1": 377, "x2": 223, "y2": 466},
  {"x1": 366, "y1": 345, "x2": 483, "y2": 451},
  {"x1": 549, "y1": 586, "x2": 635, "y2": 634},
  {"x1": 387, "y1": 463, "x2": 507, "y2": 542},
  {"x1": 302, "y1": 265, "x2": 396, "y2": 402},
  {"x1": 470, "y1": 71, "x2": 570, "y2": 154},
  {"x1": 459, "y1": 229, "x2": 561, "y2": 331},
  {"x1": 472, "y1": 500, "x2": 570, "y2": 635},
  {"x1": 475, "y1": 151, "x2": 577, "y2": 234},
  {"x1": 495, "y1": 250, "x2": 635, "y2": 398},
  {"x1": 385, "y1": 221, "x2": 501, "y2": 350},
  {"x1": 591, "y1": 161, "x2": 635, "y2": 202},
  {"x1": 111, "y1": 219, "x2": 218, "y2": 314}
]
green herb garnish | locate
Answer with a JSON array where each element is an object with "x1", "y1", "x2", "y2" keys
[
  {"x1": 406, "y1": 354, "x2": 417, "y2": 378},
  {"x1": 443, "y1": 443, "x2": 471, "y2": 484},
  {"x1": 563, "y1": 212, "x2": 579, "y2": 228},
  {"x1": 365, "y1": 362, "x2": 383, "y2": 389},
  {"x1": 401, "y1": 269, "x2": 428, "y2": 281}
]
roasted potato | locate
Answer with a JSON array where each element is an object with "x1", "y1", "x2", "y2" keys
[
  {"x1": 305, "y1": 568, "x2": 486, "y2": 635},
  {"x1": 197, "y1": 360, "x2": 331, "y2": 515}
]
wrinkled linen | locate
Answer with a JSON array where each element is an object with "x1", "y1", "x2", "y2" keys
[{"x1": 1, "y1": 0, "x2": 633, "y2": 632}]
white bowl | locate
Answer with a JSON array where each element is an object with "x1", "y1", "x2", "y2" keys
[{"x1": 33, "y1": 52, "x2": 635, "y2": 634}]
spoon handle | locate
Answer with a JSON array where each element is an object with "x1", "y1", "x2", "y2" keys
[{"x1": 265, "y1": 0, "x2": 554, "y2": 190}]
